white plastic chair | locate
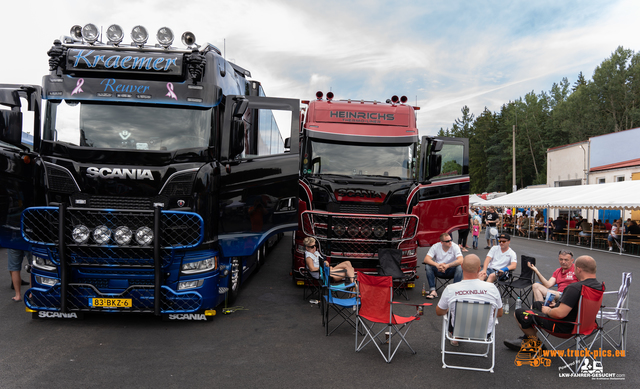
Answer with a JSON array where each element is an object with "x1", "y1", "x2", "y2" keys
[
  {"x1": 441, "y1": 300, "x2": 498, "y2": 373},
  {"x1": 597, "y1": 272, "x2": 631, "y2": 352}
]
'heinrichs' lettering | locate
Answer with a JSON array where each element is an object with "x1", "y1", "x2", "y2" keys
[{"x1": 330, "y1": 111, "x2": 395, "y2": 121}]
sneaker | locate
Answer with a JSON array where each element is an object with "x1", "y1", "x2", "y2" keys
[
  {"x1": 504, "y1": 336, "x2": 527, "y2": 351},
  {"x1": 484, "y1": 246, "x2": 490, "y2": 249},
  {"x1": 609, "y1": 247, "x2": 613, "y2": 251}
]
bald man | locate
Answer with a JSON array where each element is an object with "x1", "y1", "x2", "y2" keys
[
  {"x1": 504, "y1": 255, "x2": 602, "y2": 351},
  {"x1": 436, "y1": 254, "x2": 503, "y2": 345}
]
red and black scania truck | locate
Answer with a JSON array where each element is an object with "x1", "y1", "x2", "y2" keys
[
  {"x1": 292, "y1": 92, "x2": 469, "y2": 287},
  {"x1": 0, "y1": 24, "x2": 299, "y2": 320}
]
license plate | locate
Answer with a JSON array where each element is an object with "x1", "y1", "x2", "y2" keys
[{"x1": 90, "y1": 298, "x2": 132, "y2": 308}]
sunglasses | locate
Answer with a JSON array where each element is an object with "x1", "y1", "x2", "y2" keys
[
  {"x1": 499, "y1": 240, "x2": 509, "y2": 243},
  {"x1": 306, "y1": 245, "x2": 317, "y2": 248},
  {"x1": 442, "y1": 239, "x2": 452, "y2": 243}
]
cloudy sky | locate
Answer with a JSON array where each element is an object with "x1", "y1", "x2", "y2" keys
[{"x1": 1, "y1": 0, "x2": 639, "y2": 136}]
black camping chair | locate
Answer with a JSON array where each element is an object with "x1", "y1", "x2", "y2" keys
[
  {"x1": 496, "y1": 255, "x2": 536, "y2": 309},
  {"x1": 377, "y1": 248, "x2": 414, "y2": 300}
]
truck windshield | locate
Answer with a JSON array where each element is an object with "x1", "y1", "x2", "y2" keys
[
  {"x1": 44, "y1": 100, "x2": 212, "y2": 151},
  {"x1": 306, "y1": 139, "x2": 416, "y2": 179}
]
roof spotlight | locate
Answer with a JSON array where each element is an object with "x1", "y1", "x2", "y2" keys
[
  {"x1": 157, "y1": 27, "x2": 174, "y2": 48},
  {"x1": 326, "y1": 92, "x2": 334, "y2": 101},
  {"x1": 400, "y1": 96, "x2": 408, "y2": 104},
  {"x1": 131, "y1": 25, "x2": 149, "y2": 45},
  {"x1": 106, "y1": 24, "x2": 124, "y2": 45},
  {"x1": 316, "y1": 91, "x2": 323, "y2": 100},
  {"x1": 181, "y1": 31, "x2": 196, "y2": 47},
  {"x1": 81, "y1": 23, "x2": 100, "y2": 43},
  {"x1": 70, "y1": 25, "x2": 83, "y2": 40},
  {"x1": 391, "y1": 95, "x2": 399, "y2": 104}
]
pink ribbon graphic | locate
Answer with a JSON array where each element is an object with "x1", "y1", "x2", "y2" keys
[
  {"x1": 165, "y1": 83, "x2": 177, "y2": 100},
  {"x1": 71, "y1": 78, "x2": 84, "y2": 95}
]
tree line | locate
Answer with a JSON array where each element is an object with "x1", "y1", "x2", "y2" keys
[{"x1": 438, "y1": 46, "x2": 640, "y2": 194}]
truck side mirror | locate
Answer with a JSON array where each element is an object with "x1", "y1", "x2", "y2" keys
[
  {"x1": 229, "y1": 98, "x2": 249, "y2": 158},
  {"x1": 0, "y1": 110, "x2": 24, "y2": 147}
]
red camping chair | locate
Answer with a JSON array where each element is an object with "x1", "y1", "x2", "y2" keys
[
  {"x1": 533, "y1": 283, "x2": 604, "y2": 373},
  {"x1": 355, "y1": 272, "x2": 431, "y2": 363}
]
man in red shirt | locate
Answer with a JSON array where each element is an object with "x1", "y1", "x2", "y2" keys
[{"x1": 527, "y1": 250, "x2": 576, "y2": 302}]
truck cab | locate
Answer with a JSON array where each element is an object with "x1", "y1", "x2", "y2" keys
[
  {"x1": 0, "y1": 24, "x2": 299, "y2": 319},
  {"x1": 293, "y1": 92, "x2": 469, "y2": 285}
]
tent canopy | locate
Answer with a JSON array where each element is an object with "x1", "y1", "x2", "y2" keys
[
  {"x1": 482, "y1": 181, "x2": 640, "y2": 210},
  {"x1": 469, "y1": 194, "x2": 487, "y2": 205}
]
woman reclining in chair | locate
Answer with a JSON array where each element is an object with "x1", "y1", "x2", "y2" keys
[{"x1": 304, "y1": 237, "x2": 355, "y2": 283}]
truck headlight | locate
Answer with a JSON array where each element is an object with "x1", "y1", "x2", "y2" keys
[
  {"x1": 72, "y1": 225, "x2": 90, "y2": 244},
  {"x1": 181, "y1": 257, "x2": 217, "y2": 274},
  {"x1": 333, "y1": 224, "x2": 346, "y2": 237},
  {"x1": 135, "y1": 227, "x2": 153, "y2": 246},
  {"x1": 373, "y1": 226, "x2": 386, "y2": 238},
  {"x1": 93, "y1": 225, "x2": 111, "y2": 245},
  {"x1": 32, "y1": 256, "x2": 56, "y2": 271},
  {"x1": 114, "y1": 226, "x2": 133, "y2": 246},
  {"x1": 36, "y1": 276, "x2": 58, "y2": 286},
  {"x1": 178, "y1": 279, "x2": 204, "y2": 290}
]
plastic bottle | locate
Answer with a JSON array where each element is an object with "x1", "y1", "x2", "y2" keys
[
  {"x1": 503, "y1": 297, "x2": 509, "y2": 315},
  {"x1": 515, "y1": 297, "x2": 522, "y2": 310},
  {"x1": 421, "y1": 283, "x2": 426, "y2": 297}
]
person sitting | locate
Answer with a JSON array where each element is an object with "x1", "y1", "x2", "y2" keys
[
  {"x1": 422, "y1": 233, "x2": 463, "y2": 299},
  {"x1": 528, "y1": 250, "x2": 577, "y2": 303},
  {"x1": 553, "y1": 216, "x2": 567, "y2": 241},
  {"x1": 604, "y1": 219, "x2": 612, "y2": 231},
  {"x1": 504, "y1": 256, "x2": 602, "y2": 350},
  {"x1": 576, "y1": 218, "x2": 592, "y2": 245},
  {"x1": 535, "y1": 216, "x2": 545, "y2": 239},
  {"x1": 304, "y1": 237, "x2": 355, "y2": 283},
  {"x1": 519, "y1": 216, "x2": 530, "y2": 237},
  {"x1": 479, "y1": 233, "x2": 517, "y2": 283},
  {"x1": 436, "y1": 254, "x2": 503, "y2": 346},
  {"x1": 628, "y1": 220, "x2": 640, "y2": 235},
  {"x1": 607, "y1": 219, "x2": 623, "y2": 252}
]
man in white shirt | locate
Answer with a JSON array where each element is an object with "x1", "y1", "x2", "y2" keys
[
  {"x1": 479, "y1": 233, "x2": 517, "y2": 283},
  {"x1": 436, "y1": 254, "x2": 503, "y2": 345},
  {"x1": 423, "y1": 233, "x2": 463, "y2": 299}
]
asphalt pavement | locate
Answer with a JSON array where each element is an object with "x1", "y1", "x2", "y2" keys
[{"x1": 0, "y1": 233, "x2": 636, "y2": 388}]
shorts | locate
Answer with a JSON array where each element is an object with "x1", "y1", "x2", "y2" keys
[
  {"x1": 487, "y1": 267, "x2": 510, "y2": 281},
  {"x1": 7, "y1": 249, "x2": 26, "y2": 271},
  {"x1": 578, "y1": 231, "x2": 591, "y2": 237},
  {"x1": 515, "y1": 301, "x2": 573, "y2": 333}
]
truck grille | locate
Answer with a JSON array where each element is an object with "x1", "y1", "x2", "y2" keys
[
  {"x1": 22, "y1": 206, "x2": 203, "y2": 266},
  {"x1": 301, "y1": 211, "x2": 418, "y2": 261}
]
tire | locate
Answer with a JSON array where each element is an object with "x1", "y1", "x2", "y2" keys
[
  {"x1": 226, "y1": 257, "x2": 241, "y2": 304},
  {"x1": 254, "y1": 246, "x2": 265, "y2": 272}
]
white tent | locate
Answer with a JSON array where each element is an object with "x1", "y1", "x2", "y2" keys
[
  {"x1": 483, "y1": 181, "x2": 640, "y2": 210},
  {"x1": 469, "y1": 194, "x2": 487, "y2": 205}
]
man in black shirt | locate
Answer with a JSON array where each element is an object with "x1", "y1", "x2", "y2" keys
[
  {"x1": 484, "y1": 207, "x2": 499, "y2": 249},
  {"x1": 504, "y1": 255, "x2": 601, "y2": 350},
  {"x1": 553, "y1": 216, "x2": 567, "y2": 241}
]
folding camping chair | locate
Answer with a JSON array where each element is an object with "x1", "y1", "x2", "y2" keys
[
  {"x1": 377, "y1": 248, "x2": 415, "y2": 300},
  {"x1": 534, "y1": 283, "x2": 604, "y2": 373},
  {"x1": 441, "y1": 300, "x2": 498, "y2": 373},
  {"x1": 597, "y1": 272, "x2": 631, "y2": 352},
  {"x1": 320, "y1": 263, "x2": 358, "y2": 336},
  {"x1": 355, "y1": 272, "x2": 430, "y2": 363},
  {"x1": 299, "y1": 267, "x2": 321, "y2": 301},
  {"x1": 496, "y1": 255, "x2": 535, "y2": 309}
]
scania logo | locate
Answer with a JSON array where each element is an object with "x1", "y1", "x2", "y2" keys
[
  {"x1": 167, "y1": 314, "x2": 207, "y2": 321},
  {"x1": 38, "y1": 311, "x2": 78, "y2": 319},
  {"x1": 336, "y1": 188, "x2": 382, "y2": 198},
  {"x1": 86, "y1": 167, "x2": 154, "y2": 180},
  {"x1": 177, "y1": 200, "x2": 186, "y2": 207}
]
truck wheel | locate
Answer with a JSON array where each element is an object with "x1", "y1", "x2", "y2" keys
[
  {"x1": 226, "y1": 257, "x2": 241, "y2": 304},
  {"x1": 254, "y1": 246, "x2": 265, "y2": 272}
]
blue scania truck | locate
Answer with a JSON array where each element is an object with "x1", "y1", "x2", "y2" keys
[{"x1": 0, "y1": 24, "x2": 299, "y2": 320}]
